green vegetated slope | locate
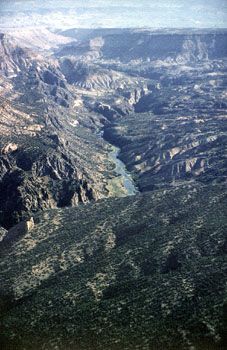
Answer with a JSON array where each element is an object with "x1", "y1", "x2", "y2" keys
[{"x1": 1, "y1": 184, "x2": 227, "y2": 350}]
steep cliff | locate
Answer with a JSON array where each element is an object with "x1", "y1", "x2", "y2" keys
[
  {"x1": 60, "y1": 29, "x2": 227, "y2": 63},
  {"x1": 0, "y1": 34, "x2": 114, "y2": 228}
]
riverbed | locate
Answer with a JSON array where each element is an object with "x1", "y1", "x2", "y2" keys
[
  {"x1": 97, "y1": 129, "x2": 138, "y2": 196},
  {"x1": 108, "y1": 146, "x2": 138, "y2": 196}
]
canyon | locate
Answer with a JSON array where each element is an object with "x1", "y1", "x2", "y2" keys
[{"x1": 0, "y1": 27, "x2": 227, "y2": 350}]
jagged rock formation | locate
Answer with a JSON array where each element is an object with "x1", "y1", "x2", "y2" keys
[
  {"x1": 60, "y1": 59, "x2": 147, "y2": 92},
  {"x1": 0, "y1": 33, "x2": 116, "y2": 228},
  {"x1": 0, "y1": 98, "x2": 110, "y2": 228},
  {"x1": 0, "y1": 185, "x2": 226, "y2": 350},
  {"x1": 0, "y1": 33, "x2": 31, "y2": 77}
]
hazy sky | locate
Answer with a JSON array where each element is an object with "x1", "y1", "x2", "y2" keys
[{"x1": 0, "y1": 0, "x2": 226, "y2": 29}]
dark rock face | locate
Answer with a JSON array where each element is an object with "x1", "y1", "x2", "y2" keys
[
  {"x1": 60, "y1": 59, "x2": 92, "y2": 85},
  {"x1": 0, "y1": 36, "x2": 111, "y2": 228},
  {"x1": 42, "y1": 70, "x2": 59, "y2": 85},
  {"x1": 0, "y1": 131, "x2": 102, "y2": 228},
  {"x1": 0, "y1": 165, "x2": 94, "y2": 229}
]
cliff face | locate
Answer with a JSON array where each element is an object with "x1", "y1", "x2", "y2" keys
[
  {"x1": 0, "y1": 33, "x2": 30, "y2": 77},
  {"x1": 0, "y1": 34, "x2": 113, "y2": 228},
  {"x1": 0, "y1": 144, "x2": 96, "y2": 228},
  {"x1": 101, "y1": 32, "x2": 227, "y2": 62},
  {"x1": 59, "y1": 29, "x2": 227, "y2": 63},
  {"x1": 0, "y1": 92, "x2": 112, "y2": 228}
]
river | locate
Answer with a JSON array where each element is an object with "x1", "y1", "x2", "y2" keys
[
  {"x1": 108, "y1": 146, "x2": 138, "y2": 196},
  {"x1": 97, "y1": 130, "x2": 138, "y2": 196}
]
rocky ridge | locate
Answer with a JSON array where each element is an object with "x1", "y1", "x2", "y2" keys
[{"x1": 0, "y1": 32, "x2": 118, "y2": 228}]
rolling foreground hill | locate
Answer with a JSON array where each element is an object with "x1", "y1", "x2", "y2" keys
[
  {"x1": 1, "y1": 185, "x2": 227, "y2": 350},
  {"x1": 0, "y1": 27, "x2": 227, "y2": 350}
]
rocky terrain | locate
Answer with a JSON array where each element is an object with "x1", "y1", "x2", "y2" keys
[
  {"x1": 56, "y1": 29, "x2": 227, "y2": 192},
  {"x1": 0, "y1": 29, "x2": 122, "y2": 228},
  {"x1": 104, "y1": 77, "x2": 227, "y2": 191},
  {"x1": 0, "y1": 27, "x2": 227, "y2": 350}
]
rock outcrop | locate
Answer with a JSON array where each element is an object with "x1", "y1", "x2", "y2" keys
[
  {"x1": 1, "y1": 217, "x2": 34, "y2": 246},
  {"x1": 1, "y1": 143, "x2": 18, "y2": 155},
  {"x1": 0, "y1": 226, "x2": 7, "y2": 242}
]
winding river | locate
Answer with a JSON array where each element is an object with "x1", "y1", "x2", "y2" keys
[
  {"x1": 98, "y1": 129, "x2": 138, "y2": 196},
  {"x1": 108, "y1": 146, "x2": 138, "y2": 196}
]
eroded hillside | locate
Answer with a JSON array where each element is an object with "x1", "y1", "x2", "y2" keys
[{"x1": 0, "y1": 30, "x2": 120, "y2": 228}]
